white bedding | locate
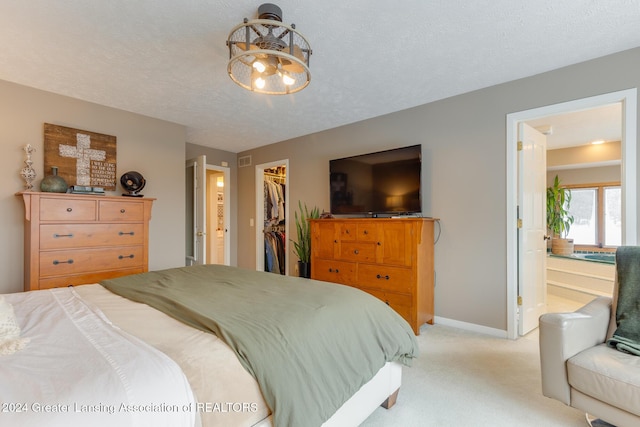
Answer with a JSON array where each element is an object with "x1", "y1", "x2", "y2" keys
[
  {"x1": 73, "y1": 284, "x2": 271, "y2": 427},
  {"x1": 2, "y1": 284, "x2": 402, "y2": 427},
  {"x1": 0, "y1": 287, "x2": 197, "y2": 427}
]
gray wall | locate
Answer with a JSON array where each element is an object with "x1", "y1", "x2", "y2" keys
[
  {"x1": 185, "y1": 142, "x2": 239, "y2": 266},
  {"x1": 2, "y1": 47, "x2": 638, "y2": 331},
  {"x1": 237, "y1": 47, "x2": 640, "y2": 332},
  {"x1": 1, "y1": 80, "x2": 186, "y2": 294}
]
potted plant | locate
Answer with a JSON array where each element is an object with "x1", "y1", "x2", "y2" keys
[
  {"x1": 291, "y1": 201, "x2": 320, "y2": 278},
  {"x1": 546, "y1": 175, "x2": 575, "y2": 255}
]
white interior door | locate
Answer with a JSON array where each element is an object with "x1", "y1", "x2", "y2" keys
[
  {"x1": 186, "y1": 155, "x2": 206, "y2": 265},
  {"x1": 518, "y1": 123, "x2": 547, "y2": 335}
]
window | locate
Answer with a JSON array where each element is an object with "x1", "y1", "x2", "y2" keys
[
  {"x1": 565, "y1": 183, "x2": 621, "y2": 248},
  {"x1": 604, "y1": 187, "x2": 621, "y2": 246},
  {"x1": 566, "y1": 188, "x2": 596, "y2": 245}
]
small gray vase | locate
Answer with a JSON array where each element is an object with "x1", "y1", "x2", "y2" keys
[{"x1": 40, "y1": 166, "x2": 68, "y2": 193}]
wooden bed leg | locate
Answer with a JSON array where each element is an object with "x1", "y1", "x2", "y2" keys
[{"x1": 380, "y1": 388, "x2": 400, "y2": 409}]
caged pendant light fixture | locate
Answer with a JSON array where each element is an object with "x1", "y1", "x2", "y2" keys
[{"x1": 226, "y1": 3, "x2": 312, "y2": 95}]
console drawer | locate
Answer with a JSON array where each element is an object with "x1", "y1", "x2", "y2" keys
[
  {"x1": 39, "y1": 246, "x2": 144, "y2": 277},
  {"x1": 313, "y1": 258, "x2": 357, "y2": 285},
  {"x1": 40, "y1": 223, "x2": 144, "y2": 249},
  {"x1": 40, "y1": 198, "x2": 96, "y2": 221},
  {"x1": 357, "y1": 263, "x2": 413, "y2": 293},
  {"x1": 38, "y1": 268, "x2": 145, "y2": 289},
  {"x1": 99, "y1": 200, "x2": 144, "y2": 221},
  {"x1": 338, "y1": 242, "x2": 376, "y2": 262},
  {"x1": 363, "y1": 288, "x2": 412, "y2": 323}
]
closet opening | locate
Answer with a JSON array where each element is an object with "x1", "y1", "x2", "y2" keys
[{"x1": 255, "y1": 160, "x2": 289, "y2": 275}]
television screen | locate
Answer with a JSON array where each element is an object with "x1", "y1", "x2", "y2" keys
[{"x1": 329, "y1": 144, "x2": 422, "y2": 216}]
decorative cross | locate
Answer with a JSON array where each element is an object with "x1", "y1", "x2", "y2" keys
[{"x1": 59, "y1": 133, "x2": 106, "y2": 186}]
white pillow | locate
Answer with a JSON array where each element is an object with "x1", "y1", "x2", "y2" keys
[{"x1": 0, "y1": 296, "x2": 29, "y2": 355}]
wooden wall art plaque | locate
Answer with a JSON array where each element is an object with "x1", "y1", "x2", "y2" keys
[{"x1": 43, "y1": 123, "x2": 117, "y2": 190}]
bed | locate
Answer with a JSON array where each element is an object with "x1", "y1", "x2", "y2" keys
[{"x1": 0, "y1": 264, "x2": 419, "y2": 427}]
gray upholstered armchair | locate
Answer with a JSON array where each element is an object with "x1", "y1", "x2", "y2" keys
[{"x1": 539, "y1": 291, "x2": 640, "y2": 427}]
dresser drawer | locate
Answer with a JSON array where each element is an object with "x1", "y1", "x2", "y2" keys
[
  {"x1": 99, "y1": 200, "x2": 144, "y2": 221},
  {"x1": 312, "y1": 259, "x2": 356, "y2": 285},
  {"x1": 338, "y1": 242, "x2": 376, "y2": 262},
  {"x1": 39, "y1": 246, "x2": 144, "y2": 277},
  {"x1": 338, "y1": 223, "x2": 358, "y2": 241},
  {"x1": 40, "y1": 223, "x2": 145, "y2": 249},
  {"x1": 338, "y1": 221, "x2": 378, "y2": 242},
  {"x1": 357, "y1": 264, "x2": 413, "y2": 293},
  {"x1": 40, "y1": 198, "x2": 96, "y2": 221},
  {"x1": 363, "y1": 288, "x2": 412, "y2": 324},
  {"x1": 355, "y1": 222, "x2": 379, "y2": 242},
  {"x1": 39, "y1": 268, "x2": 145, "y2": 289}
]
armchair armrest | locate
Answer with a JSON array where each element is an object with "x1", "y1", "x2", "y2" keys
[{"x1": 539, "y1": 296, "x2": 612, "y2": 405}]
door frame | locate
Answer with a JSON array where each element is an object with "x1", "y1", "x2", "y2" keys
[
  {"x1": 506, "y1": 88, "x2": 637, "y2": 339},
  {"x1": 255, "y1": 159, "x2": 290, "y2": 274}
]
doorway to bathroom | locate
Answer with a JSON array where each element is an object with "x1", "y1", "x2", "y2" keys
[{"x1": 506, "y1": 89, "x2": 638, "y2": 339}]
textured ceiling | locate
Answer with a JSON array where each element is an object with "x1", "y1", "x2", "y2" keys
[{"x1": 1, "y1": 1, "x2": 639, "y2": 153}]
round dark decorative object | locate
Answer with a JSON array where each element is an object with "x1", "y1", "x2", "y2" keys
[
  {"x1": 40, "y1": 166, "x2": 68, "y2": 193},
  {"x1": 120, "y1": 171, "x2": 146, "y2": 197}
]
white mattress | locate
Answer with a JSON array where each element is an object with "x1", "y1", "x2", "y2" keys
[{"x1": 74, "y1": 284, "x2": 271, "y2": 427}]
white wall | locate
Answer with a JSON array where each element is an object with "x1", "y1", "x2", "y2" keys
[{"x1": 0, "y1": 80, "x2": 186, "y2": 294}]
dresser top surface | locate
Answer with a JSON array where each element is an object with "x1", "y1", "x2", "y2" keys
[
  {"x1": 310, "y1": 217, "x2": 438, "y2": 222},
  {"x1": 16, "y1": 191, "x2": 155, "y2": 202}
]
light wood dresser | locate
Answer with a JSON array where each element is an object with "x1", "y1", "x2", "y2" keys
[
  {"x1": 310, "y1": 218, "x2": 436, "y2": 335},
  {"x1": 17, "y1": 192, "x2": 154, "y2": 291}
]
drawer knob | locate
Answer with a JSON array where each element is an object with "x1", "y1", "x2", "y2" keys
[
  {"x1": 119, "y1": 254, "x2": 135, "y2": 259},
  {"x1": 376, "y1": 274, "x2": 390, "y2": 280},
  {"x1": 120, "y1": 209, "x2": 126, "y2": 213},
  {"x1": 119, "y1": 231, "x2": 135, "y2": 236},
  {"x1": 53, "y1": 259, "x2": 74, "y2": 265},
  {"x1": 363, "y1": 230, "x2": 368, "y2": 235},
  {"x1": 66, "y1": 208, "x2": 73, "y2": 212},
  {"x1": 328, "y1": 268, "x2": 340, "y2": 273},
  {"x1": 354, "y1": 249, "x2": 359, "y2": 255},
  {"x1": 53, "y1": 233, "x2": 74, "y2": 238},
  {"x1": 377, "y1": 242, "x2": 381, "y2": 246}
]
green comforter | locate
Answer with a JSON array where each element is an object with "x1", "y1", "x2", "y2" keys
[
  {"x1": 607, "y1": 246, "x2": 640, "y2": 356},
  {"x1": 101, "y1": 264, "x2": 419, "y2": 427}
]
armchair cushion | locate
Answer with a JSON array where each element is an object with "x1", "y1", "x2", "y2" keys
[{"x1": 568, "y1": 344, "x2": 640, "y2": 417}]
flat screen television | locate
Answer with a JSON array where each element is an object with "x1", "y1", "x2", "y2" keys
[{"x1": 329, "y1": 144, "x2": 422, "y2": 216}]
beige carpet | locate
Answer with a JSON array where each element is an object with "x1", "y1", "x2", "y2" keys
[{"x1": 361, "y1": 323, "x2": 587, "y2": 427}]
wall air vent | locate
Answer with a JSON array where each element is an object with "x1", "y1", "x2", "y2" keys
[{"x1": 238, "y1": 155, "x2": 252, "y2": 167}]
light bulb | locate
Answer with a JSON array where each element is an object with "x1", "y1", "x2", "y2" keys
[
  {"x1": 255, "y1": 77, "x2": 266, "y2": 89},
  {"x1": 253, "y1": 61, "x2": 266, "y2": 73},
  {"x1": 282, "y1": 74, "x2": 295, "y2": 86}
]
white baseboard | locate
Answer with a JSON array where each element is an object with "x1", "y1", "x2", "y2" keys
[{"x1": 433, "y1": 316, "x2": 509, "y2": 339}]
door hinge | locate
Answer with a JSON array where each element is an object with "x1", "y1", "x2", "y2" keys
[
  {"x1": 517, "y1": 141, "x2": 523, "y2": 151},
  {"x1": 517, "y1": 295, "x2": 523, "y2": 306},
  {"x1": 517, "y1": 218, "x2": 522, "y2": 228}
]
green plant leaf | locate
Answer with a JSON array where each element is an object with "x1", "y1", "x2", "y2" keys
[{"x1": 290, "y1": 200, "x2": 320, "y2": 262}]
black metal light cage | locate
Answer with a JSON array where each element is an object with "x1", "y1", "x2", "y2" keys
[{"x1": 226, "y1": 4, "x2": 312, "y2": 95}]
